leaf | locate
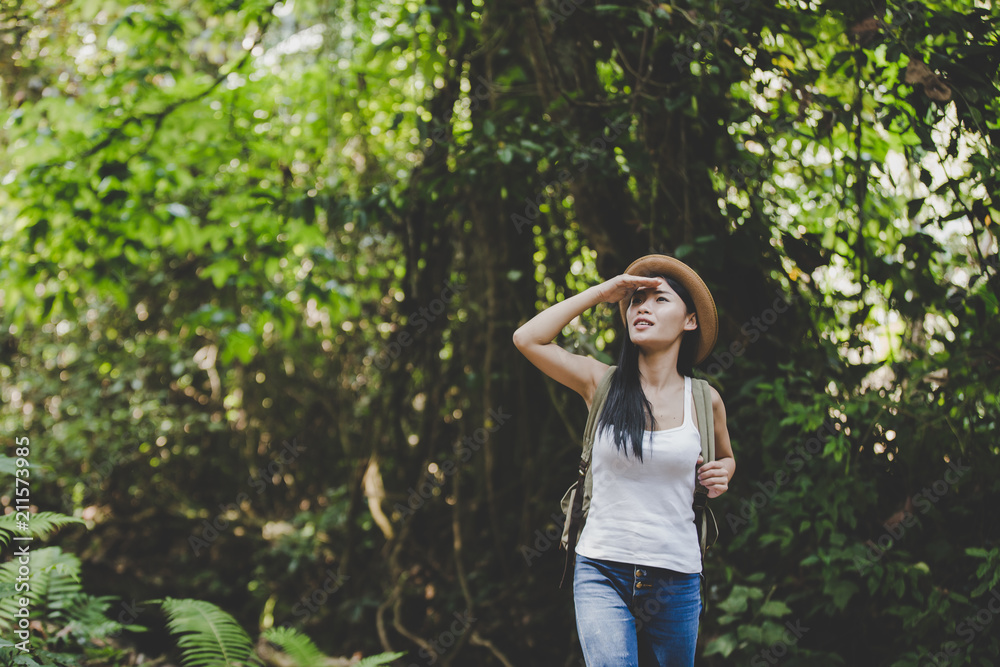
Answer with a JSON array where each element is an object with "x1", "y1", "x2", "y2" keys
[
  {"x1": 156, "y1": 598, "x2": 254, "y2": 667},
  {"x1": 824, "y1": 579, "x2": 859, "y2": 611},
  {"x1": 827, "y1": 51, "x2": 852, "y2": 75},
  {"x1": 716, "y1": 585, "x2": 763, "y2": 614},
  {"x1": 202, "y1": 259, "x2": 239, "y2": 289},
  {"x1": 55, "y1": 593, "x2": 136, "y2": 641},
  {"x1": 356, "y1": 652, "x2": 407, "y2": 667},
  {"x1": 703, "y1": 633, "x2": 738, "y2": 657},
  {"x1": 759, "y1": 600, "x2": 793, "y2": 618},
  {"x1": 0, "y1": 512, "x2": 85, "y2": 551},
  {"x1": 261, "y1": 626, "x2": 328, "y2": 667},
  {"x1": 738, "y1": 623, "x2": 763, "y2": 643},
  {"x1": 674, "y1": 243, "x2": 694, "y2": 259},
  {"x1": 0, "y1": 456, "x2": 29, "y2": 476},
  {"x1": 220, "y1": 330, "x2": 257, "y2": 365},
  {"x1": 0, "y1": 547, "x2": 83, "y2": 630}
]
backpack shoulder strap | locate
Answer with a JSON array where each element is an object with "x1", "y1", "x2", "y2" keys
[
  {"x1": 691, "y1": 376, "x2": 718, "y2": 615},
  {"x1": 691, "y1": 377, "x2": 715, "y2": 472},
  {"x1": 692, "y1": 376, "x2": 717, "y2": 548},
  {"x1": 581, "y1": 365, "x2": 617, "y2": 464}
]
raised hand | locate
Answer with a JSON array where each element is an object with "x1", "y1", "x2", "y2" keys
[{"x1": 592, "y1": 274, "x2": 662, "y2": 305}]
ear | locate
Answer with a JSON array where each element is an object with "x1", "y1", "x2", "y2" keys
[{"x1": 684, "y1": 313, "x2": 698, "y2": 331}]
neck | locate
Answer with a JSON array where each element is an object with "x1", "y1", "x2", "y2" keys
[{"x1": 636, "y1": 347, "x2": 684, "y2": 391}]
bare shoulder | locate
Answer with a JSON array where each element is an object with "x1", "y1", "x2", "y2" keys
[{"x1": 704, "y1": 383, "x2": 728, "y2": 416}]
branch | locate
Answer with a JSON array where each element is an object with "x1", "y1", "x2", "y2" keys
[
  {"x1": 392, "y1": 590, "x2": 435, "y2": 658},
  {"x1": 469, "y1": 631, "x2": 516, "y2": 667},
  {"x1": 452, "y1": 465, "x2": 474, "y2": 609}
]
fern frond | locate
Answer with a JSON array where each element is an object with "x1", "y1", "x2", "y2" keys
[
  {"x1": 0, "y1": 583, "x2": 18, "y2": 603},
  {"x1": 157, "y1": 597, "x2": 255, "y2": 667},
  {"x1": 0, "y1": 511, "x2": 84, "y2": 551},
  {"x1": 355, "y1": 652, "x2": 407, "y2": 667},
  {"x1": 0, "y1": 547, "x2": 82, "y2": 632},
  {"x1": 260, "y1": 626, "x2": 328, "y2": 667},
  {"x1": 50, "y1": 593, "x2": 133, "y2": 642}
]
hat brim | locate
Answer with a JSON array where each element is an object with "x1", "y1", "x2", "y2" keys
[{"x1": 618, "y1": 255, "x2": 718, "y2": 364}]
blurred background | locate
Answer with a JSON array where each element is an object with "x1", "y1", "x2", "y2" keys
[{"x1": 0, "y1": 0, "x2": 997, "y2": 665}]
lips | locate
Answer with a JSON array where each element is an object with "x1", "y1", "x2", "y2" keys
[{"x1": 633, "y1": 317, "x2": 653, "y2": 329}]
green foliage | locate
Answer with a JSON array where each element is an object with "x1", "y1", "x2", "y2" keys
[
  {"x1": 0, "y1": 511, "x2": 84, "y2": 551},
  {"x1": 157, "y1": 598, "x2": 405, "y2": 667},
  {"x1": 0, "y1": 547, "x2": 81, "y2": 632},
  {"x1": 52, "y1": 594, "x2": 136, "y2": 644},
  {"x1": 0, "y1": 545, "x2": 142, "y2": 665},
  {"x1": 0, "y1": 0, "x2": 997, "y2": 664},
  {"x1": 0, "y1": 644, "x2": 43, "y2": 667},
  {"x1": 356, "y1": 651, "x2": 408, "y2": 666},
  {"x1": 157, "y1": 598, "x2": 255, "y2": 667},
  {"x1": 260, "y1": 626, "x2": 327, "y2": 667},
  {"x1": 262, "y1": 625, "x2": 405, "y2": 667}
]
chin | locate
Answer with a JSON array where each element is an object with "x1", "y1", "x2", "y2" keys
[{"x1": 633, "y1": 337, "x2": 673, "y2": 352}]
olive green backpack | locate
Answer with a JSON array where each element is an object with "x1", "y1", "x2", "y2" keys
[{"x1": 559, "y1": 365, "x2": 719, "y2": 588}]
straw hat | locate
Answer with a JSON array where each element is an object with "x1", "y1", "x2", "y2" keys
[{"x1": 618, "y1": 254, "x2": 718, "y2": 364}]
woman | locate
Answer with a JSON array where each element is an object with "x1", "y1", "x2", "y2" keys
[{"x1": 512, "y1": 254, "x2": 735, "y2": 667}]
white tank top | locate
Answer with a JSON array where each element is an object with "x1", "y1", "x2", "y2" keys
[{"x1": 575, "y1": 375, "x2": 703, "y2": 573}]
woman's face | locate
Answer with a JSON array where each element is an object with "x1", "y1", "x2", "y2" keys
[{"x1": 626, "y1": 277, "x2": 698, "y2": 349}]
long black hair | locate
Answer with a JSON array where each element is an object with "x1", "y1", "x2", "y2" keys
[{"x1": 597, "y1": 276, "x2": 700, "y2": 460}]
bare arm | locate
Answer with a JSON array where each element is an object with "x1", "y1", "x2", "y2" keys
[
  {"x1": 512, "y1": 274, "x2": 659, "y2": 405},
  {"x1": 697, "y1": 386, "x2": 736, "y2": 498}
]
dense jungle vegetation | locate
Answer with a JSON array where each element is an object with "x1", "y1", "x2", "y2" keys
[{"x1": 0, "y1": 0, "x2": 998, "y2": 665}]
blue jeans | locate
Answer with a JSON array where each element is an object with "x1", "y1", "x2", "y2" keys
[{"x1": 574, "y1": 554, "x2": 701, "y2": 667}]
